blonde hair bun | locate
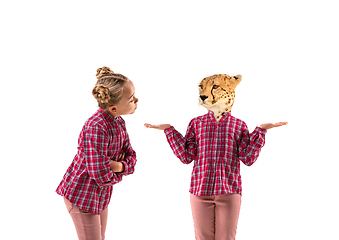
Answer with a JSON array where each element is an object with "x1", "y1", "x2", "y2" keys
[
  {"x1": 96, "y1": 66, "x2": 114, "y2": 79},
  {"x1": 93, "y1": 66, "x2": 128, "y2": 108},
  {"x1": 92, "y1": 84, "x2": 111, "y2": 103}
]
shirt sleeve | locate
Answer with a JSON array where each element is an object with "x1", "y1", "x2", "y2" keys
[
  {"x1": 164, "y1": 120, "x2": 197, "y2": 164},
  {"x1": 83, "y1": 126, "x2": 123, "y2": 187},
  {"x1": 118, "y1": 132, "x2": 137, "y2": 176},
  {"x1": 238, "y1": 125, "x2": 267, "y2": 166}
]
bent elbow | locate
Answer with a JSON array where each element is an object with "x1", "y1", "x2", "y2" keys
[
  {"x1": 182, "y1": 159, "x2": 193, "y2": 165},
  {"x1": 245, "y1": 161, "x2": 254, "y2": 167},
  {"x1": 178, "y1": 154, "x2": 194, "y2": 165},
  {"x1": 240, "y1": 157, "x2": 256, "y2": 167}
]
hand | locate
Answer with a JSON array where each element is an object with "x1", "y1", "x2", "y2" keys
[
  {"x1": 259, "y1": 122, "x2": 288, "y2": 130},
  {"x1": 144, "y1": 123, "x2": 172, "y2": 130},
  {"x1": 119, "y1": 150, "x2": 125, "y2": 161},
  {"x1": 110, "y1": 161, "x2": 124, "y2": 173}
]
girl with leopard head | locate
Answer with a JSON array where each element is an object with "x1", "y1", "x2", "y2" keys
[{"x1": 145, "y1": 74, "x2": 287, "y2": 240}]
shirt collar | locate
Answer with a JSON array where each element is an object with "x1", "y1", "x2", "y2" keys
[
  {"x1": 208, "y1": 110, "x2": 231, "y2": 122},
  {"x1": 98, "y1": 108, "x2": 118, "y2": 122}
]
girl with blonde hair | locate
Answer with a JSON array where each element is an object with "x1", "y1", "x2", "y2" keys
[{"x1": 56, "y1": 67, "x2": 138, "y2": 240}]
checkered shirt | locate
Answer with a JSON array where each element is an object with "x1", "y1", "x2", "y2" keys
[
  {"x1": 165, "y1": 111, "x2": 266, "y2": 196},
  {"x1": 56, "y1": 109, "x2": 137, "y2": 214}
]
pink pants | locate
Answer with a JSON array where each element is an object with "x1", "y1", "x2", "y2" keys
[
  {"x1": 190, "y1": 194, "x2": 241, "y2": 240},
  {"x1": 64, "y1": 197, "x2": 108, "y2": 240}
]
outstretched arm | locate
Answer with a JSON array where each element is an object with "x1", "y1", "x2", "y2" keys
[
  {"x1": 144, "y1": 122, "x2": 197, "y2": 164},
  {"x1": 239, "y1": 121, "x2": 288, "y2": 166}
]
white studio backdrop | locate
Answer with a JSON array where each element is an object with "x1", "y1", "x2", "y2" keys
[{"x1": 1, "y1": 1, "x2": 338, "y2": 239}]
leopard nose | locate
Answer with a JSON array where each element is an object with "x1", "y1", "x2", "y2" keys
[{"x1": 200, "y1": 95, "x2": 208, "y2": 101}]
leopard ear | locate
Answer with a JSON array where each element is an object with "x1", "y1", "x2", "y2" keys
[
  {"x1": 233, "y1": 75, "x2": 241, "y2": 80},
  {"x1": 230, "y1": 75, "x2": 242, "y2": 88}
]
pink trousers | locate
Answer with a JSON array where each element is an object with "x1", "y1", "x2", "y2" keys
[
  {"x1": 64, "y1": 197, "x2": 108, "y2": 240},
  {"x1": 190, "y1": 194, "x2": 241, "y2": 240}
]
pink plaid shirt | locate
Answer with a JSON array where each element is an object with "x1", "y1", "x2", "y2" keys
[
  {"x1": 165, "y1": 111, "x2": 266, "y2": 196},
  {"x1": 56, "y1": 109, "x2": 137, "y2": 214}
]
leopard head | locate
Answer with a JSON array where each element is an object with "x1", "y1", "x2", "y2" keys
[{"x1": 199, "y1": 74, "x2": 242, "y2": 121}]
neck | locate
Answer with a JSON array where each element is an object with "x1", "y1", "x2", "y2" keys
[
  {"x1": 105, "y1": 109, "x2": 119, "y2": 118},
  {"x1": 209, "y1": 108, "x2": 230, "y2": 122},
  {"x1": 213, "y1": 111, "x2": 224, "y2": 122}
]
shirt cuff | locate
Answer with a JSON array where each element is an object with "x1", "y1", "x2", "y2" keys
[
  {"x1": 256, "y1": 126, "x2": 267, "y2": 134},
  {"x1": 164, "y1": 126, "x2": 175, "y2": 135},
  {"x1": 119, "y1": 161, "x2": 127, "y2": 175}
]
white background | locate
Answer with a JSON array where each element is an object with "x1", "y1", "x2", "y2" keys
[{"x1": 1, "y1": 0, "x2": 338, "y2": 239}]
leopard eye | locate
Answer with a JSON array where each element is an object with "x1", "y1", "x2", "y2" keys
[
  {"x1": 213, "y1": 85, "x2": 219, "y2": 89},
  {"x1": 199, "y1": 85, "x2": 203, "y2": 89}
]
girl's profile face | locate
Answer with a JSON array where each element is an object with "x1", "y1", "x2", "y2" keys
[{"x1": 109, "y1": 80, "x2": 138, "y2": 117}]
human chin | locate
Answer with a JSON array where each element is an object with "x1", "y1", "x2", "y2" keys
[{"x1": 129, "y1": 106, "x2": 137, "y2": 114}]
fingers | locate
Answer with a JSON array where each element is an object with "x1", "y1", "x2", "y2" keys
[
  {"x1": 269, "y1": 122, "x2": 288, "y2": 129},
  {"x1": 260, "y1": 121, "x2": 288, "y2": 130},
  {"x1": 274, "y1": 122, "x2": 288, "y2": 127},
  {"x1": 119, "y1": 151, "x2": 125, "y2": 160},
  {"x1": 144, "y1": 123, "x2": 157, "y2": 129},
  {"x1": 144, "y1": 123, "x2": 171, "y2": 130}
]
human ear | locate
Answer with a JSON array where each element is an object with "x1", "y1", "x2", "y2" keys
[{"x1": 108, "y1": 105, "x2": 117, "y2": 113}]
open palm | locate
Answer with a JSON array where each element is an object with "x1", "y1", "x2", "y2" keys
[
  {"x1": 144, "y1": 123, "x2": 172, "y2": 130},
  {"x1": 259, "y1": 122, "x2": 288, "y2": 130}
]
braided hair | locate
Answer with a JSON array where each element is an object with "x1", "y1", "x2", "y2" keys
[{"x1": 92, "y1": 66, "x2": 129, "y2": 109}]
